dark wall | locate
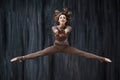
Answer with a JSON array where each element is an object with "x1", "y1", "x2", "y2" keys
[{"x1": 0, "y1": 0, "x2": 119, "y2": 80}]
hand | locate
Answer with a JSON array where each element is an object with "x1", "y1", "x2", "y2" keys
[
  {"x1": 55, "y1": 29, "x2": 67, "y2": 41},
  {"x1": 56, "y1": 33, "x2": 67, "y2": 41},
  {"x1": 55, "y1": 32, "x2": 59, "y2": 37},
  {"x1": 59, "y1": 29, "x2": 65, "y2": 34},
  {"x1": 58, "y1": 29, "x2": 66, "y2": 38},
  {"x1": 10, "y1": 56, "x2": 24, "y2": 62}
]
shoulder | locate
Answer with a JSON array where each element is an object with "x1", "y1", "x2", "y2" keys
[
  {"x1": 52, "y1": 26, "x2": 58, "y2": 32},
  {"x1": 52, "y1": 26, "x2": 57, "y2": 29},
  {"x1": 66, "y1": 26, "x2": 72, "y2": 29},
  {"x1": 65, "y1": 26, "x2": 72, "y2": 33},
  {"x1": 52, "y1": 25, "x2": 58, "y2": 28}
]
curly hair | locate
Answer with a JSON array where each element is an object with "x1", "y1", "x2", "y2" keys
[{"x1": 53, "y1": 8, "x2": 73, "y2": 25}]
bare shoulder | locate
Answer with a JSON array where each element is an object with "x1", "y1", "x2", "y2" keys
[
  {"x1": 52, "y1": 26, "x2": 58, "y2": 33},
  {"x1": 67, "y1": 25, "x2": 72, "y2": 28},
  {"x1": 66, "y1": 26, "x2": 72, "y2": 30},
  {"x1": 65, "y1": 26, "x2": 72, "y2": 33},
  {"x1": 52, "y1": 25, "x2": 58, "y2": 28},
  {"x1": 52, "y1": 26, "x2": 57, "y2": 29}
]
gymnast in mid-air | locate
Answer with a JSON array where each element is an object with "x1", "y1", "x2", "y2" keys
[{"x1": 10, "y1": 8, "x2": 112, "y2": 63}]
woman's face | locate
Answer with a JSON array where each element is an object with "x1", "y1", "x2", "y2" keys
[{"x1": 58, "y1": 14, "x2": 67, "y2": 25}]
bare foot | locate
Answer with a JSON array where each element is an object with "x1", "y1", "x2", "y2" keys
[
  {"x1": 104, "y1": 58, "x2": 112, "y2": 63},
  {"x1": 10, "y1": 58, "x2": 17, "y2": 62},
  {"x1": 10, "y1": 57, "x2": 23, "y2": 62}
]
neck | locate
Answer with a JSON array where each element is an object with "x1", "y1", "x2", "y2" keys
[{"x1": 58, "y1": 24, "x2": 66, "y2": 29}]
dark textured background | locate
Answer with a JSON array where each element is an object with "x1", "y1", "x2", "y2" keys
[{"x1": 0, "y1": 0, "x2": 119, "y2": 80}]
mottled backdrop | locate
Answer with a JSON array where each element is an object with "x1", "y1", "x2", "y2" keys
[{"x1": 0, "y1": 0, "x2": 119, "y2": 80}]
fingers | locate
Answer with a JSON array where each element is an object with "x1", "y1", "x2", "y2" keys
[
  {"x1": 55, "y1": 32, "x2": 59, "y2": 37},
  {"x1": 61, "y1": 29, "x2": 65, "y2": 33}
]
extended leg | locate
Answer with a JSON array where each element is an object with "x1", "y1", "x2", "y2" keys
[
  {"x1": 10, "y1": 45, "x2": 59, "y2": 62},
  {"x1": 62, "y1": 46, "x2": 111, "y2": 62}
]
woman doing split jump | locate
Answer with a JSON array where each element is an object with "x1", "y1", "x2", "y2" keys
[{"x1": 11, "y1": 8, "x2": 112, "y2": 63}]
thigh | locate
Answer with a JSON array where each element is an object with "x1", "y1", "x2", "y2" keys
[
  {"x1": 54, "y1": 45, "x2": 68, "y2": 51},
  {"x1": 62, "y1": 46, "x2": 84, "y2": 56},
  {"x1": 62, "y1": 46, "x2": 103, "y2": 60},
  {"x1": 41, "y1": 45, "x2": 60, "y2": 55},
  {"x1": 22, "y1": 45, "x2": 60, "y2": 59}
]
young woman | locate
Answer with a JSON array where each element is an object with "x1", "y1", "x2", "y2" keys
[{"x1": 10, "y1": 8, "x2": 112, "y2": 63}]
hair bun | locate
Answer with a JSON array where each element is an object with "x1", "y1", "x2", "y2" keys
[
  {"x1": 67, "y1": 11, "x2": 72, "y2": 20},
  {"x1": 53, "y1": 8, "x2": 73, "y2": 23},
  {"x1": 54, "y1": 10, "x2": 61, "y2": 16},
  {"x1": 63, "y1": 8, "x2": 68, "y2": 14}
]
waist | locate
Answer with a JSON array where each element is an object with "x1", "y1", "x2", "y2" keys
[{"x1": 54, "y1": 40, "x2": 69, "y2": 46}]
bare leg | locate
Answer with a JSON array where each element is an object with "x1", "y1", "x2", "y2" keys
[
  {"x1": 62, "y1": 46, "x2": 111, "y2": 62},
  {"x1": 10, "y1": 45, "x2": 59, "y2": 62}
]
